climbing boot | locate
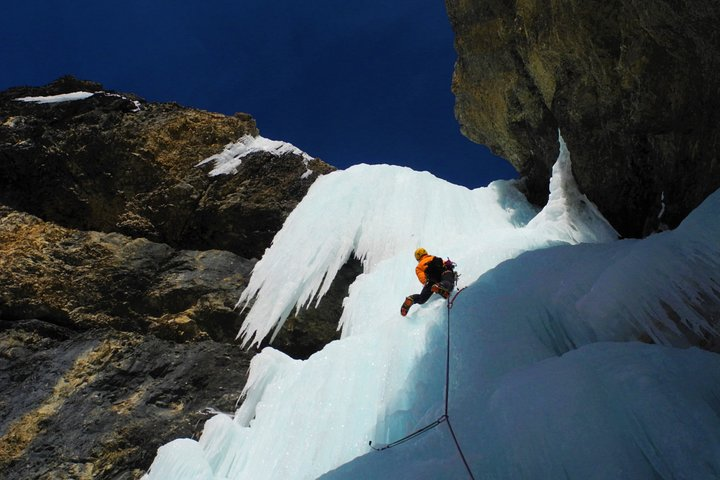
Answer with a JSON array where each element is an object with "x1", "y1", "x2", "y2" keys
[{"x1": 400, "y1": 296, "x2": 414, "y2": 316}]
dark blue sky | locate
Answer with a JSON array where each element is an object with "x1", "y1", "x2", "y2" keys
[{"x1": 1, "y1": 1, "x2": 517, "y2": 188}]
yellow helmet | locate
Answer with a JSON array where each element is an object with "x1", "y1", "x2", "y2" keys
[{"x1": 414, "y1": 247, "x2": 428, "y2": 261}]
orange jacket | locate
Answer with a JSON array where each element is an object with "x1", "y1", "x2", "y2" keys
[{"x1": 415, "y1": 255, "x2": 440, "y2": 284}]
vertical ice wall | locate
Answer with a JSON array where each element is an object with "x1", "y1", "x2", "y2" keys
[
  {"x1": 235, "y1": 163, "x2": 541, "y2": 346},
  {"x1": 142, "y1": 136, "x2": 720, "y2": 480},
  {"x1": 323, "y1": 186, "x2": 720, "y2": 479},
  {"x1": 237, "y1": 135, "x2": 616, "y2": 346}
]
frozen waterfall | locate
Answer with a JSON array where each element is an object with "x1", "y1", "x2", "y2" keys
[{"x1": 144, "y1": 137, "x2": 720, "y2": 479}]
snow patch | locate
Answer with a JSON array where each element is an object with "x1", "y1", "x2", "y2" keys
[
  {"x1": 103, "y1": 92, "x2": 143, "y2": 112},
  {"x1": 14, "y1": 90, "x2": 142, "y2": 112},
  {"x1": 15, "y1": 91, "x2": 95, "y2": 103},
  {"x1": 197, "y1": 134, "x2": 314, "y2": 177}
]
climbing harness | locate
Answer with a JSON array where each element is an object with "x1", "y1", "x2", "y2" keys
[{"x1": 369, "y1": 287, "x2": 476, "y2": 480}]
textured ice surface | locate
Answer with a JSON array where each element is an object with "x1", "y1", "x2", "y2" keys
[{"x1": 145, "y1": 137, "x2": 720, "y2": 480}]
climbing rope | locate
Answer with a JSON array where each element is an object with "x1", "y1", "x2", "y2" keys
[
  {"x1": 448, "y1": 286, "x2": 467, "y2": 310},
  {"x1": 369, "y1": 415, "x2": 447, "y2": 451},
  {"x1": 442, "y1": 288, "x2": 475, "y2": 480},
  {"x1": 369, "y1": 287, "x2": 476, "y2": 480}
]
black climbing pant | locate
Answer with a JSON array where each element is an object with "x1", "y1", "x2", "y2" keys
[{"x1": 411, "y1": 270, "x2": 455, "y2": 305}]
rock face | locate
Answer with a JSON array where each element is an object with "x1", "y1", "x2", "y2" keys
[
  {"x1": 0, "y1": 207, "x2": 252, "y2": 343},
  {"x1": 0, "y1": 322, "x2": 250, "y2": 480},
  {"x1": 446, "y1": 0, "x2": 720, "y2": 237},
  {"x1": 0, "y1": 76, "x2": 334, "y2": 258},
  {"x1": 0, "y1": 78, "x2": 356, "y2": 478}
]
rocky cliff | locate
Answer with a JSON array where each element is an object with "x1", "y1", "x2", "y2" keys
[
  {"x1": 0, "y1": 77, "x2": 350, "y2": 479},
  {"x1": 446, "y1": 0, "x2": 720, "y2": 237},
  {"x1": 0, "y1": 76, "x2": 335, "y2": 258}
]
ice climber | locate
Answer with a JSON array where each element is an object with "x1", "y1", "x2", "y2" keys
[{"x1": 400, "y1": 247, "x2": 456, "y2": 316}]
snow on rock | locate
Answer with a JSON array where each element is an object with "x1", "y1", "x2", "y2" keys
[
  {"x1": 14, "y1": 91, "x2": 96, "y2": 103},
  {"x1": 197, "y1": 134, "x2": 314, "y2": 177},
  {"x1": 143, "y1": 136, "x2": 720, "y2": 480},
  {"x1": 102, "y1": 92, "x2": 143, "y2": 112},
  {"x1": 14, "y1": 90, "x2": 143, "y2": 112}
]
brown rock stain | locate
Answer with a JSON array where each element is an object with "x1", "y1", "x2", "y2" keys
[
  {"x1": 0, "y1": 339, "x2": 130, "y2": 466},
  {"x1": 111, "y1": 389, "x2": 146, "y2": 416},
  {"x1": 137, "y1": 107, "x2": 258, "y2": 178}
]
